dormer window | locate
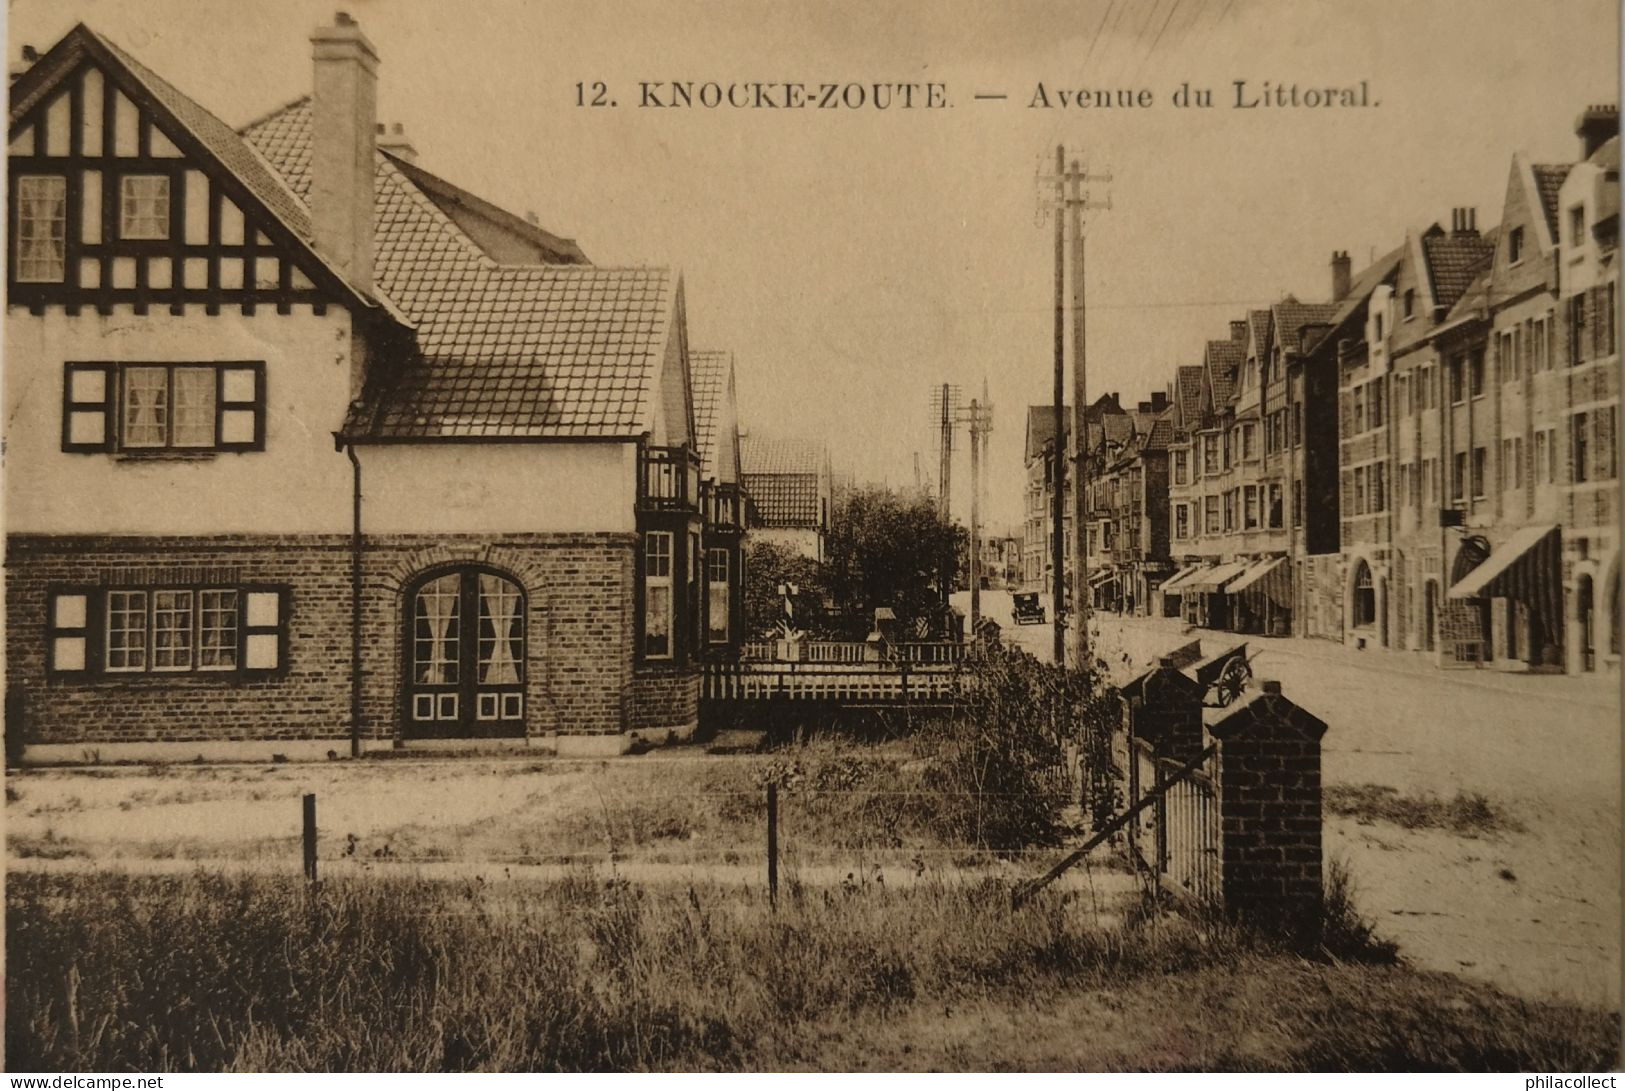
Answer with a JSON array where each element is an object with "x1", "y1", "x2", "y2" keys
[
  {"x1": 120, "y1": 175, "x2": 171, "y2": 240},
  {"x1": 1403, "y1": 289, "x2": 1416, "y2": 320},
  {"x1": 15, "y1": 175, "x2": 67, "y2": 282},
  {"x1": 1570, "y1": 205, "x2": 1586, "y2": 247},
  {"x1": 1508, "y1": 225, "x2": 1524, "y2": 264}
]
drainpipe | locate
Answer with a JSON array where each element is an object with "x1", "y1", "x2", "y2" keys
[{"x1": 336, "y1": 434, "x2": 364, "y2": 759}]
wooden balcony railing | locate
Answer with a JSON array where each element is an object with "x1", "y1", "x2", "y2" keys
[
  {"x1": 638, "y1": 444, "x2": 701, "y2": 511},
  {"x1": 701, "y1": 481, "x2": 746, "y2": 530}
]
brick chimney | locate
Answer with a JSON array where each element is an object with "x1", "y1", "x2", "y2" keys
[
  {"x1": 1330, "y1": 250, "x2": 1351, "y2": 301},
  {"x1": 310, "y1": 12, "x2": 377, "y2": 296},
  {"x1": 376, "y1": 121, "x2": 417, "y2": 164},
  {"x1": 1150, "y1": 391, "x2": 1168, "y2": 412},
  {"x1": 1449, "y1": 207, "x2": 1478, "y2": 236},
  {"x1": 1577, "y1": 104, "x2": 1619, "y2": 161},
  {"x1": 1229, "y1": 319, "x2": 1247, "y2": 341}
]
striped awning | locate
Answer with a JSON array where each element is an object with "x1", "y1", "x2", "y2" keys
[
  {"x1": 1159, "y1": 564, "x2": 1208, "y2": 594},
  {"x1": 1448, "y1": 525, "x2": 1562, "y2": 632},
  {"x1": 1184, "y1": 560, "x2": 1251, "y2": 593},
  {"x1": 1226, "y1": 557, "x2": 1282, "y2": 595},
  {"x1": 1228, "y1": 556, "x2": 1292, "y2": 609},
  {"x1": 1087, "y1": 568, "x2": 1117, "y2": 587}
]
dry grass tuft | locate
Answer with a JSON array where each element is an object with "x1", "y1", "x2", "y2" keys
[{"x1": 1325, "y1": 784, "x2": 1524, "y2": 837}]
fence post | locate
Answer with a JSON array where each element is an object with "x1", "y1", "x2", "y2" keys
[
  {"x1": 302, "y1": 793, "x2": 318, "y2": 885},
  {"x1": 1207, "y1": 679, "x2": 1327, "y2": 941},
  {"x1": 766, "y1": 782, "x2": 779, "y2": 909}
]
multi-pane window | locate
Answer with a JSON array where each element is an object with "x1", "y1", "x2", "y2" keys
[
  {"x1": 16, "y1": 176, "x2": 67, "y2": 282},
  {"x1": 1174, "y1": 504, "x2": 1189, "y2": 540},
  {"x1": 119, "y1": 175, "x2": 171, "y2": 240},
  {"x1": 1203, "y1": 496, "x2": 1220, "y2": 535},
  {"x1": 51, "y1": 586, "x2": 280, "y2": 677},
  {"x1": 707, "y1": 549, "x2": 730, "y2": 643},
  {"x1": 1173, "y1": 450, "x2": 1188, "y2": 485},
  {"x1": 1353, "y1": 467, "x2": 1366, "y2": 515},
  {"x1": 1531, "y1": 317, "x2": 1550, "y2": 372},
  {"x1": 1572, "y1": 413, "x2": 1590, "y2": 484},
  {"x1": 1535, "y1": 431, "x2": 1550, "y2": 484},
  {"x1": 1372, "y1": 463, "x2": 1385, "y2": 512},
  {"x1": 1471, "y1": 446, "x2": 1488, "y2": 499},
  {"x1": 1267, "y1": 483, "x2": 1283, "y2": 529},
  {"x1": 1353, "y1": 386, "x2": 1366, "y2": 434},
  {"x1": 1203, "y1": 435, "x2": 1220, "y2": 476},
  {"x1": 1451, "y1": 452, "x2": 1467, "y2": 503},
  {"x1": 644, "y1": 531, "x2": 674, "y2": 659},
  {"x1": 1243, "y1": 485, "x2": 1259, "y2": 529},
  {"x1": 1598, "y1": 406, "x2": 1619, "y2": 481},
  {"x1": 1508, "y1": 225, "x2": 1524, "y2": 264},
  {"x1": 106, "y1": 590, "x2": 149, "y2": 672},
  {"x1": 1570, "y1": 204, "x2": 1586, "y2": 246},
  {"x1": 1242, "y1": 422, "x2": 1256, "y2": 460},
  {"x1": 1469, "y1": 350, "x2": 1486, "y2": 399},
  {"x1": 1448, "y1": 357, "x2": 1466, "y2": 404},
  {"x1": 62, "y1": 362, "x2": 264, "y2": 453}
]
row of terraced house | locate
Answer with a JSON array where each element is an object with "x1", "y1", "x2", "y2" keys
[
  {"x1": 3, "y1": 17, "x2": 828, "y2": 761},
  {"x1": 1025, "y1": 105, "x2": 1620, "y2": 675}
]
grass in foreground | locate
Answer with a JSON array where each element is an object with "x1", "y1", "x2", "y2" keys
[
  {"x1": 7, "y1": 871, "x2": 1616, "y2": 1072},
  {"x1": 1325, "y1": 784, "x2": 1524, "y2": 837}
]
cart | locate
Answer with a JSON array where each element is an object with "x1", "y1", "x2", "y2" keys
[
  {"x1": 1191, "y1": 642, "x2": 1256, "y2": 707},
  {"x1": 1011, "y1": 592, "x2": 1046, "y2": 626}
]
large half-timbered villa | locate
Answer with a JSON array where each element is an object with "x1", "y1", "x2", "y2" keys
[{"x1": 4, "y1": 15, "x2": 751, "y2": 759}]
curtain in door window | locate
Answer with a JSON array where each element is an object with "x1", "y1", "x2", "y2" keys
[
  {"x1": 478, "y1": 574, "x2": 523, "y2": 684},
  {"x1": 414, "y1": 574, "x2": 460, "y2": 684}
]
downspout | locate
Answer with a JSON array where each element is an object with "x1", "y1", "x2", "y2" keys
[{"x1": 337, "y1": 434, "x2": 364, "y2": 759}]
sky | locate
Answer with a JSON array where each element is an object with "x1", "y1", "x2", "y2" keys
[{"x1": 9, "y1": 0, "x2": 1620, "y2": 531}]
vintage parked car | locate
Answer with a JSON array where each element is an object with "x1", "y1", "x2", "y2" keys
[{"x1": 1012, "y1": 592, "x2": 1046, "y2": 625}]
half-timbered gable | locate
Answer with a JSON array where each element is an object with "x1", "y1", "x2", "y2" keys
[{"x1": 7, "y1": 26, "x2": 377, "y2": 319}]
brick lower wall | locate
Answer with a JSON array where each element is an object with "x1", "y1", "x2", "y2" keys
[
  {"x1": 629, "y1": 667, "x2": 701, "y2": 736},
  {"x1": 4, "y1": 531, "x2": 687, "y2": 746}
]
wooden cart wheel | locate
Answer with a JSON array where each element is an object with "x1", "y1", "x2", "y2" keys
[{"x1": 1216, "y1": 657, "x2": 1249, "y2": 706}]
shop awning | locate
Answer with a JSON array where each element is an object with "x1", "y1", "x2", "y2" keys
[
  {"x1": 1227, "y1": 556, "x2": 1292, "y2": 609},
  {"x1": 1158, "y1": 564, "x2": 1208, "y2": 594},
  {"x1": 1184, "y1": 560, "x2": 1251, "y2": 593},
  {"x1": 1448, "y1": 525, "x2": 1562, "y2": 630},
  {"x1": 1087, "y1": 568, "x2": 1116, "y2": 587},
  {"x1": 1227, "y1": 557, "x2": 1285, "y2": 595}
]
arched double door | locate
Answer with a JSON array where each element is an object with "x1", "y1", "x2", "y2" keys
[{"x1": 403, "y1": 566, "x2": 526, "y2": 739}]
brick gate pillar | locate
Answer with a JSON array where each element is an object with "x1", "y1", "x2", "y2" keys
[
  {"x1": 1120, "y1": 656, "x2": 1204, "y2": 764},
  {"x1": 1207, "y1": 679, "x2": 1328, "y2": 939}
]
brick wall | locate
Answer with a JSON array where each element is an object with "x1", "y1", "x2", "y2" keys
[
  {"x1": 4, "y1": 531, "x2": 678, "y2": 746},
  {"x1": 629, "y1": 667, "x2": 701, "y2": 736},
  {"x1": 1209, "y1": 680, "x2": 1327, "y2": 938}
]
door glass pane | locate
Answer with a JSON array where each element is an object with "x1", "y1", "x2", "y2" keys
[
  {"x1": 414, "y1": 574, "x2": 460, "y2": 684},
  {"x1": 478, "y1": 574, "x2": 523, "y2": 684}
]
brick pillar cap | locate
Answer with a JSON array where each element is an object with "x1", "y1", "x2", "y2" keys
[{"x1": 1261, "y1": 679, "x2": 1282, "y2": 695}]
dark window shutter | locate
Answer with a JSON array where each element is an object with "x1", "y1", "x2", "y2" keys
[{"x1": 61, "y1": 363, "x2": 115, "y2": 452}]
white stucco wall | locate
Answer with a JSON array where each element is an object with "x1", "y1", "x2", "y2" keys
[
  {"x1": 5, "y1": 306, "x2": 359, "y2": 535},
  {"x1": 358, "y1": 441, "x2": 635, "y2": 534}
]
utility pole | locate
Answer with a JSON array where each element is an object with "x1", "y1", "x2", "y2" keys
[
  {"x1": 937, "y1": 382, "x2": 955, "y2": 520},
  {"x1": 1035, "y1": 152, "x2": 1112, "y2": 671},
  {"x1": 967, "y1": 384, "x2": 993, "y2": 637},
  {"x1": 1050, "y1": 145, "x2": 1067, "y2": 668}
]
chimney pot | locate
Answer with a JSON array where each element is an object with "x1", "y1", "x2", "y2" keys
[
  {"x1": 1576, "y1": 104, "x2": 1620, "y2": 160},
  {"x1": 1261, "y1": 679, "x2": 1282, "y2": 695},
  {"x1": 1331, "y1": 249, "x2": 1352, "y2": 301},
  {"x1": 1156, "y1": 656, "x2": 1173, "y2": 669}
]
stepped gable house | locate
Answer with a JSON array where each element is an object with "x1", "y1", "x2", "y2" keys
[{"x1": 5, "y1": 15, "x2": 737, "y2": 759}]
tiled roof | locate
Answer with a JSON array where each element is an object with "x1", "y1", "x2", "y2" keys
[
  {"x1": 1205, "y1": 340, "x2": 1244, "y2": 407},
  {"x1": 1303, "y1": 245, "x2": 1404, "y2": 356},
  {"x1": 740, "y1": 434, "x2": 823, "y2": 476},
  {"x1": 1140, "y1": 411, "x2": 1175, "y2": 451},
  {"x1": 1532, "y1": 164, "x2": 1572, "y2": 238},
  {"x1": 740, "y1": 435, "x2": 824, "y2": 527},
  {"x1": 1025, "y1": 405, "x2": 1070, "y2": 462},
  {"x1": 1443, "y1": 267, "x2": 1494, "y2": 324},
  {"x1": 1247, "y1": 309, "x2": 1273, "y2": 361},
  {"x1": 1173, "y1": 365, "x2": 1204, "y2": 428},
  {"x1": 1271, "y1": 299, "x2": 1341, "y2": 355},
  {"x1": 242, "y1": 98, "x2": 676, "y2": 439},
  {"x1": 1422, "y1": 227, "x2": 1498, "y2": 312},
  {"x1": 689, "y1": 349, "x2": 731, "y2": 479}
]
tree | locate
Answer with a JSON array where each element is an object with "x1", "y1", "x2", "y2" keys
[
  {"x1": 742, "y1": 540, "x2": 827, "y2": 640},
  {"x1": 824, "y1": 485, "x2": 964, "y2": 638}
]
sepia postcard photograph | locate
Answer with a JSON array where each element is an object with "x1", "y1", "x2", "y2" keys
[{"x1": 2, "y1": 0, "x2": 1623, "y2": 1077}]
